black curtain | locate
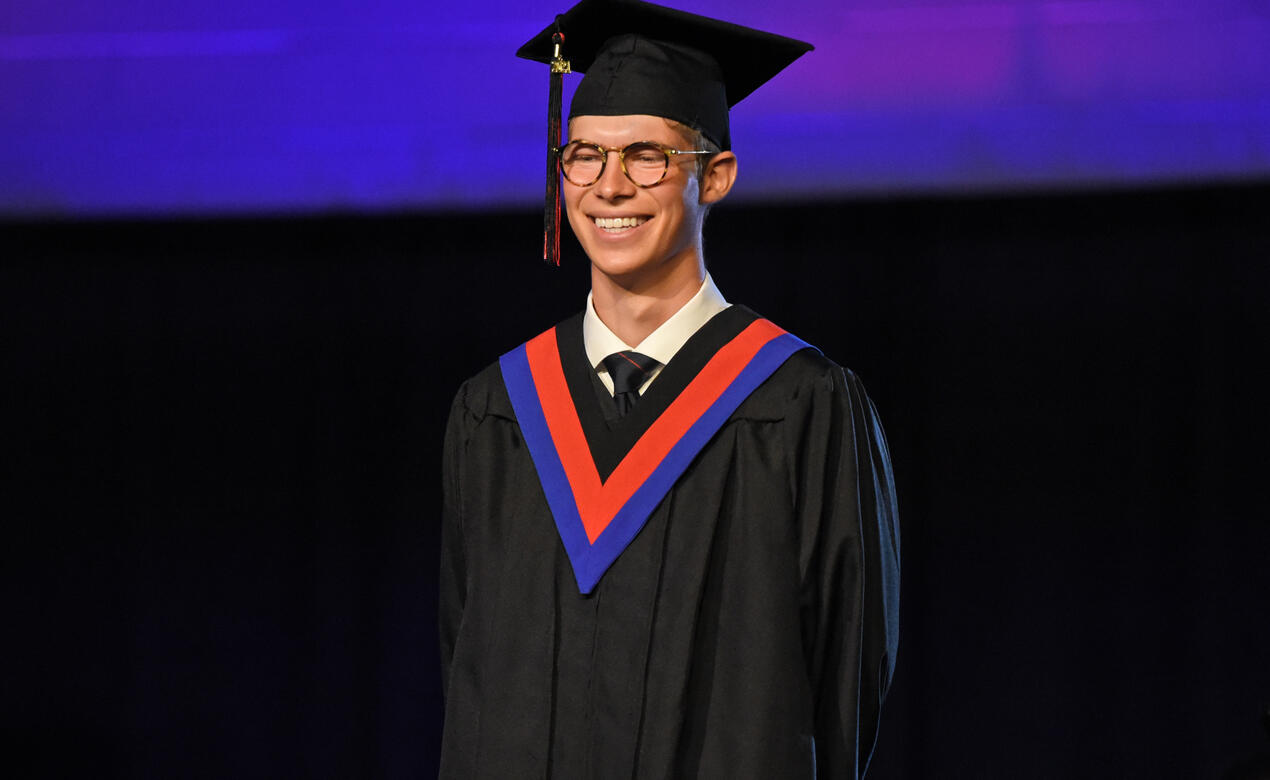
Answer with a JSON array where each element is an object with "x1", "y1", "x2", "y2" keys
[{"x1": 5, "y1": 182, "x2": 1268, "y2": 778}]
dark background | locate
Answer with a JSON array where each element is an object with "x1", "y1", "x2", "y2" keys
[{"x1": 4, "y1": 182, "x2": 1269, "y2": 778}]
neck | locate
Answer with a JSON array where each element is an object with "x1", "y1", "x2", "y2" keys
[{"x1": 590, "y1": 249, "x2": 705, "y2": 347}]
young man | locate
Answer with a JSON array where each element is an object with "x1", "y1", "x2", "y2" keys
[{"x1": 439, "y1": 1, "x2": 900, "y2": 777}]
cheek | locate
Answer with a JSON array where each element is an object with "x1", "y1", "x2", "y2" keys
[
  {"x1": 562, "y1": 187, "x2": 587, "y2": 225},
  {"x1": 669, "y1": 179, "x2": 701, "y2": 232}
]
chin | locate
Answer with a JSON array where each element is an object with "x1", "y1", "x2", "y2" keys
[
  {"x1": 593, "y1": 250, "x2": 701, "y2": 293},
  {"x1": 589, "y1": 251, "x2": 658, "y2": 281},
  {"x1": 574, "y1": 236, "x2": 652, "y2": 279}
]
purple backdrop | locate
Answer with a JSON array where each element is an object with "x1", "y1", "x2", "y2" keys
[{"x1": 3, "y1": 0, "x2": 1268, "y2": 216}]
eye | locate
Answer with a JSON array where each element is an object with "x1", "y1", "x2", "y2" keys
[
  {"x1": 626, "y1": 144, "x2": 665, "y2": 167},
  {"x1": 562, "y1": 145, "x2": 603, "y2": 168}
]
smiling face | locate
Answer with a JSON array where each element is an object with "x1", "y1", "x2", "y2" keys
[{"x1": 563, "y1": 114, "x2": 731, "y2": 293}]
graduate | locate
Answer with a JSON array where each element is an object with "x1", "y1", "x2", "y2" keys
[{"x1": 439, "y1": 1, "x2": 901, "y2": 776}]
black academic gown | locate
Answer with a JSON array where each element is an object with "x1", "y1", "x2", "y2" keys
[{"x1": 439, "y1": 305, "x2": 900, "y2": 779}]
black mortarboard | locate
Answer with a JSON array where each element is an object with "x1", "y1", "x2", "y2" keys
[{"x1": 517, "y1": 0, "x2": 813, "y2": 265}]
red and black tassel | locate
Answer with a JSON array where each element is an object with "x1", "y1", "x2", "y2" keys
[{"x1": 544, "y1": 26, "x2": 569, "y2": 266}]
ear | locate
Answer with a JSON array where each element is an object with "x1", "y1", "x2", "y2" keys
[{"x1": 699, "y1": 151, "x2": 738, "y2": 204}]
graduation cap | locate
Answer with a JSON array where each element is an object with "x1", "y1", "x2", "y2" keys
[{"x1": 518, "y1": 0, "x2": 814, "y2": 265}]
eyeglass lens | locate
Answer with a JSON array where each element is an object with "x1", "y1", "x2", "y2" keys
[{"x1": 560, "y1": 142, "x2": 668, "y2": 187}]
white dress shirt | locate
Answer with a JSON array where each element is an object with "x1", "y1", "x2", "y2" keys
[{"x1": 583, "y1": 274, "x2": 731, "y2": 396}]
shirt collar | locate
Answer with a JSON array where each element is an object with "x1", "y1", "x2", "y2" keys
[{"x1": 583, "y1": 273, "x2": 731, "y2": 370}]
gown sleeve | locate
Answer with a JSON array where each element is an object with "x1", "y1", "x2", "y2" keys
[
  {"x1": 786, "y1": 364, "x2": 901, "y2": 779},
  {"x1": 438, "y1": 382, "x2": 472, "y2": 701}
]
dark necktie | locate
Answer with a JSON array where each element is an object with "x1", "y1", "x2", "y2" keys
[{"x1": 600, "y1": 351, "x2": 660, "y2": 418}]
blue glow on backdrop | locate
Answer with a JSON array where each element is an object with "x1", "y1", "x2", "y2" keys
[{"x1": 3, "y1": 0, "x2": 1268, "y2": 216}]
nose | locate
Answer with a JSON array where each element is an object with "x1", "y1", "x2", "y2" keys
[{"x1": 594, "y1": 148, "x2": 636, "y2": 200}]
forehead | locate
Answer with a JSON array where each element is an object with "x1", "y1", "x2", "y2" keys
[{"x1": 568, "y1": 114, "x2": 690, "y2": 145}]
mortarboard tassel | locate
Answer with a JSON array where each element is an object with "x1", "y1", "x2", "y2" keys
[{"x1": 544, "y1": 27, "x2": 569, "y2": 266}]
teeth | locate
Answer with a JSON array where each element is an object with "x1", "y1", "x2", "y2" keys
[{"x1": 594, "y1": 216, "x2": 648, "y2": 230}]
